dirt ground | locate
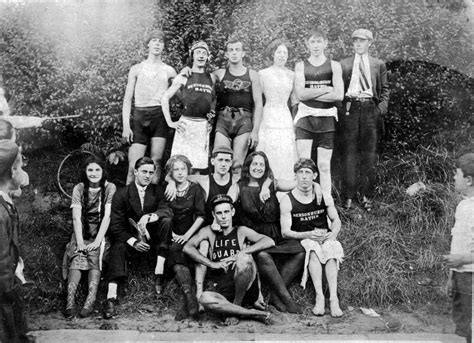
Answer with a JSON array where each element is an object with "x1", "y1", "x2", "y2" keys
[{"x1": 27, "y1": 302, "x2": 456, "y2": 338}]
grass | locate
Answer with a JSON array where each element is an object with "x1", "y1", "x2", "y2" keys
[{"x1": 18, "y1": 129, "x2": 472, "y2": 315}]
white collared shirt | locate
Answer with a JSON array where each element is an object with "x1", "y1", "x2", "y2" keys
[
  {"x1": 450, "y1": 196, "x2": 474, "y2": 273},
  {"x1": 0, "y1": 190, "x2": 13, "y2": 205},
  {"x1": 135, "y1": 182, "x2": 147, "y2": 210},
  {"x1": 346, "y1": 53, "x2": 373, "y2": 98}
]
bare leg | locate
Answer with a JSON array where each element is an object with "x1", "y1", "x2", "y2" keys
[
  {"x1": 233, "y1": 253, "x2": 256, "y2": 306},
  {"x1": 230, "y1": 133, "x2": 251, "y2": 181},
  {"x1": 257, "y1": 251, "x2": 301, "y2": 313},
  {"x1": 308, "y1": 252, "x2": 325, "y2": 316},
  {"x1": 317, "y1": 147, "x2": 333, "y2": 198},
  {"x1": 325, "y1": 259, "x2": 343, "y2": 317},
  {"x1": 195, "y1": 240, "x2": 209, "y2": 312},
  {"x1": 150, "y1": 137, "x2": 167, "y2": 184},
  {"x1": 296, "y1": 139, "x2": 312, "y2": 159},
  {"x1": 200, "y1": 292, "x2": 268, "y2": 325},
  {"x1": 126, "y1": 143, "x2": 147, "y2": 185}
]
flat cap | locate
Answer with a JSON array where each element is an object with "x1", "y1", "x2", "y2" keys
[
  {"x1": 352, "y1": 29, "x2": 373, "y2": 40},
  {"x1": 212, "y1": 145, "x2": 233, "y2": 156}
]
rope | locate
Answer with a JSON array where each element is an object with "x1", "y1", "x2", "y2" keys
[{"x1": 57, "y1": 149, "x2": 97, "y2": 199}]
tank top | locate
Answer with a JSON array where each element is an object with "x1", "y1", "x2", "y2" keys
[
  {"x1": 301, "y1": 58, "x2": 334, "y2": 110},
  {"x1": 211, "y1": 226, "x2": 241, "y2": 262},
  {"x1": 205, "y1": 174, "x2": 233, "y2": 224},
  {"x1": 134, "y1": 62, "x2": 170, "y2": 107},
  {"x1": 288, "y1": 191, "x2": 329, "y2": 232},
  {"x1": 181, "y1": 72, "x2": 214, "y2": 118},
  {"x1": 216, "y1": 68, "x2": 254, "y2": 111}
]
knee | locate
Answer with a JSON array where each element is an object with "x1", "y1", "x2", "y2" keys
[
  {"x1": 198, "y1": 240, "x2": 209, "y2": 256},
  {"x1": 111, "y1": 241, "x2": 127, "y2": 255},
  {"x1": 293, "y1": 252, "x2": 305, "y2": 264},
  {"x1": 256, "y1": 251, "x2": 272, "y2": 265},
  {"x1": 159, "y1": 217, "x2": 173, "y2": 231},
  {"x1": 317, "y1": 159, "x2": 331, "y2": 173},
  {"x1": 199, "y1": 291, "x2": 221, "y2": 310},
  {"x1": 235, "y1": 253, "x2": 255, "y2": 273}
]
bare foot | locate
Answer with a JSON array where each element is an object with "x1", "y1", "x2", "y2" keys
[
  {"x1": 253, "y1": 298, "x2": 266, "y2": 311},
  {"x1": 312, "y1": 295, "x2": 325, "y2": 316},
  {"x1": 224, "y1": 316, "x2": 239, "y2": 325},
  {"x1": 330, "y1": 298, "x2": 343, "y2": 317},
  {"x1": 269, "y1": 293, "x2": 287, "y2": 312}
]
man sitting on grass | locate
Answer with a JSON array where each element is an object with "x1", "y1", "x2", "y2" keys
[{"x1": 183, "y1": 194, "x2": 274, "y2": 325}]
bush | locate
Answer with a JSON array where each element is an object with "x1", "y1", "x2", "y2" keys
[{"x1": 1, "y1": 0, "x2": 472, "y2": 153}]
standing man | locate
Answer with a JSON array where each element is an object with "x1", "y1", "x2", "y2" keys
[
  {"x1": 294, "y1": 28, "x2": 344, "y2": 199},
  {"x1": 338, "y1": 29, "x2": 389, "y2": 211},
  {"x1": 214, "y1": 38, "x2": 263, "y2": 179},
  {"x1": 280, "y1": 158, "x2": 344, "y2": 317},
  {"x1": 0, "y1": 140, "x2": 30, "y2": 342},
  {"x1": 103, "y1": 157, "x2": 172, "y2": 319},
  {"x1": 122, "y1": 30, "x2": 177, "y2": 184},
  {"x1": 183, "y1": 194, "x2": 274, "y2": 325}
]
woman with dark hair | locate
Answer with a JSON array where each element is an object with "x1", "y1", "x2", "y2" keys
[
  {"x1": 227, "y1": 151, "x2": 304, "y2": 313},
  {"x1": 165, "y1": 155, "x2": 206, "y2": 320},
  {"x1": 63, "y1": 156, "x2": 116, "y2": 318},
  {"x1": 257, "y1": 39, "x2": 298, "y2": 180}
]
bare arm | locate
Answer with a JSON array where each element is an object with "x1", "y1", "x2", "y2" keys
[
  {"x1": 72, "y1": 207, "x2": 85, "y2": 250},
  {"x1": 274, "y1": 179, "x2": 296, "y2": 192},
  {"x1": 248, "y1": 69, "x2": 263, "y2": 149},
  {"x1": 227, "y1": 182, "x2": 240, "y2": 203},
  {"x1": 315, "y1": 61, "x2": 344, "y2": 102},
  {"x1": 122, "y1": 65, "x2": 139, "y2": 143},
  {"x1": 325, "y1": 203, "x2": 341, "y2": 241},
  {"x1": 240, "y1": 226, "x2": 275, "y2": 254},
  {"x1": 161, "y1": 76, "x2": 186, "y2": 130},
  {"x1": 294, "y1": 61, "x2": 331, "y2": 101}
]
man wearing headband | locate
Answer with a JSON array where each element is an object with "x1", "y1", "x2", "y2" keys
[
  {"x1": 122, "y1": 29, "x2": 177, "y2": 185},
  {"x1": 338, "y1": 29, "x2": 389, "y2": 211},
  {"x1": 0, "y1": 140, "x2": 30, "y2": 342},
  {"x1": 280, "y1": 158, "x2": 344, "y2": 318},
  {"x1": 183, "y1": 194, "x2": 274, "y2": 325},
  {"x1": 161, "y1": 40, "x2": 216, "y2": 173}
]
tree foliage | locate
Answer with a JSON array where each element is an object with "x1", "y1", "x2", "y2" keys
[{"x1": 0, "y1": 0, "x2": 472, "y2": 153}]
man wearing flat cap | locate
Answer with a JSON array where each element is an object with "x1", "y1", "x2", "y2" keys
[
  {"x1": 337, "y1": 29, "x2": 389, "y2": 212},
  {"x1": 184, "y1": 194, "x2": 274, "y2": 325},
  {"x1": 122, "y1": 29, "x2": 177, "y2": 185},
  {"x1": 0, "y1": 140, "x2": 31, "y2": 342}
]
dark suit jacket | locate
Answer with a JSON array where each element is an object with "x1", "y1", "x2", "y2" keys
[
  {"x1": 0, "y1": 197, "x2": 20, "y2": 294},
  {"x1": 340, "y1": 56, "x2": 389, "y2": 115},
  {"x1": 109, "y1": 183, "x2": 172, "y2": 243}
]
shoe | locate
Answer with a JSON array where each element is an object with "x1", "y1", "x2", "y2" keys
[
  {"x1": 362, "y1": 196, "x2": 373, "y2": 212},
  {"x1": 79, "y1": 306, "x2": 94, "y2": 318},
  {"x1": 154, "y1": 275, "x2": 164, "y2": 296},
  {"x1": 103, "y1": 298, "x2": 117, "y2": 319},
  {"x1": 343, "y1": 198, "x2": 353, "y2": 209},
  {"x1": 64, "y1": 307, "x2": 75, "y2": 319}
]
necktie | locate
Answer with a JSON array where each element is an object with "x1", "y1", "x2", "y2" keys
[
  {"x1": 359, "y1": 58, "x2": 370, "y2": 91},
  {"x1": 138, "y1": 188, "x2": 145, "y2": 210}
]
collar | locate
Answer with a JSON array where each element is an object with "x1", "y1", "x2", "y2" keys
[
  {"x1": 355, "y1": 53, "x2": 369, "y2": 61},
  {"x1": 0, "y1": 190, "x2": 13, "y2": 205},
  {"x1": 134, "y1": 182, "x2": 147, "y2": 193}
]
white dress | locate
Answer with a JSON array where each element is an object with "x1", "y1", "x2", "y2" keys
[{"x1": 257, "y1": 67, "x2": 297, "y2": 180}]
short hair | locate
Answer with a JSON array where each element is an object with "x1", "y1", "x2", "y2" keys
[
  {"x1": 0, "y1": 140, "x2": 19, "y2": 179},
  {"x1": 134, "y1": 156, "x2": 155, "y2": 170},
  {"x1": 263, "y1": 39, "x2": 293, "y2": 63},
  {"x1": 165, "y1": 154, "x2": 192, "y2": 175},
  {"x1": 225, "y1": 36, "x2": 248, "y2": 52},
  {"x1": 0, "y1": 118, "x2": 14, "y2": 140},
  {"x1": 145, "y1": 29, "x2": 165, "y2": 46},
  {"x1": 456, "y1": 153, "x2": 474, "y2": 178},
  {"x1": 306, "y1": 27, "x2": 328, "y2": 41},
  {"x1": 210, "y1": 194, "x2": 234, "y2": 211},
  {"x1": 294, "y1": 158, "x2": 318, "y2": 173}
]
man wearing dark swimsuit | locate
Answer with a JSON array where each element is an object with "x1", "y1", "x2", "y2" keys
[{"x1": 184, "y1": 194, "x2": 274, "y2": 325}]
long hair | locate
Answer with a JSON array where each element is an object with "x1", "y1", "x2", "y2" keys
[
  {"x1": 240, "y1": 151, "x2": 274, "y2": 188},
  {"x1": 80, "y1": 156, "x2": 108, "y2": 240}
]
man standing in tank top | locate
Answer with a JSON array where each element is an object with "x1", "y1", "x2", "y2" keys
[
  {"x1": 338, "y1": 29, "x2": 389, "y2": 212},
  {"x1": 122, "y1": 30, "x2": 177, "y2": 185},
  {"x1": 294, "y1": 28, "x2": 344, "y2": 200},
  {"x1": 280, "y1": 158, "x2": 344, "y2": 317},
  {"x1": 184, "y1": 194, "x2": 274, "y2": 325}
]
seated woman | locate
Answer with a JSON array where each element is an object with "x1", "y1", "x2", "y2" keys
[
  {"x1": 165, "y1": 155, "x2": 206, "y2": 320},
  {"x1": 63, "y1": 156, "x2": 116, "y2": 318},
  {"x1": 227, "y1": 151, "x2": 304, "y2": 313}
]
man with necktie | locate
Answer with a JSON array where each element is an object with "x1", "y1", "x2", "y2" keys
[
  {"x1": 103, "y1": 157, "x2": 172, "y2": 319},
  {"x1": 338, "y1": 29, "x2": 389, "y2": 211}
]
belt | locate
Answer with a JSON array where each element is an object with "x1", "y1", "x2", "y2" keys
[
  {"x1": 345, "y1": 97, "x2": 373, "y2": 103},
  {"x1": 218, "y1": 106, "x2": 251, "y2": 119}
]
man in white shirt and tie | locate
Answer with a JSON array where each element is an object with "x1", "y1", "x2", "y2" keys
[
  {"x1": 338, "y1": 29, "x2": 389, "y2": 211},
  {"x1": 103, "y1": 157, "x2": 172, "y2": 319}
]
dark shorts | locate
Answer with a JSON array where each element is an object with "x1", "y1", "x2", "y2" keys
[
  {"x1": 215, "y1": 107, "x2": 253, "y2": 139},
  {"x1": 452, "y1": 271, "x2": 472, "y2": 338},
  {"x1": 131, "y1": 106, "x2": 168, "y2": 144},
  {"x1": 295, "y1": 128, "x2": 334, "y2": 149},
  {"x1": 210, "y1": 270, "x2": 259, "y2": 306}
]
